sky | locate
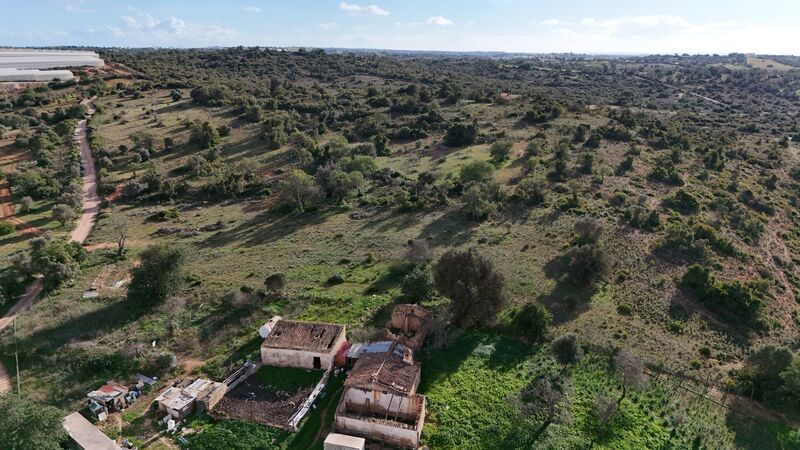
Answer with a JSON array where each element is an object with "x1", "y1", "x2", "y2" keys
[{"x1": 2, "y1": 0, "x2": 800, "y2": 55}]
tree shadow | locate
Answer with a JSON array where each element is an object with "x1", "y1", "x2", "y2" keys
[
  {"x1": 416, "y1": 211, "x2": 479, "y2": 249},
  {"x1": 537, "y1": 254, "x2": 596, "y2": 325},
  {"x1": 724, "y1": 399, "x2": 795, "y2": 450},
  {"x1": 356, "y1": 209, "x2": 424, "y2": 235},
  {"x1": 13, "y1": 295, "x2": 148, "y2": 357},
  {"x1": 198, "y1": 208, "x2": 335, "y2": 249}
]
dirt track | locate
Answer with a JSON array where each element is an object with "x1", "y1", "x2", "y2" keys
[{"x1": 70, "y1": 99, "x2": 99, "y2": 243}]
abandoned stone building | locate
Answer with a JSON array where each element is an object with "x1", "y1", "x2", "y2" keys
[
  {"x1": 335, "y1": 342, "x2": 426, "y2": 448},
  {"x1": 260, "y1": 317, "x2": 347, "y2": 370},
  {"x1": 388, "y1": 304, "x2": 432, "y2": 351}
]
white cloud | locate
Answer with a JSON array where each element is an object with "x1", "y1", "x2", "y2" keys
[
  {"x1": 540, "y1": 19, "x2": 563, "y2": 26},
  {"x1": 579, "y1": 15, "x2": 692, "y2": 30},
  {"x1": 120, "y1": 16, "x2": 139, "y2": 29},
  {"x1": 340, "y1": 2, "x2": 390, "y2": 16},
  {"x1": 120, "y1": 14, "x2": 162, "y2": 30},
  {"x1": 244, "y1": 6, "x2": 263, "y2": 13},
  {"x1": 317, "y1": 22, "x2": 338, "y2": 31},
  {"x1": 395, "y1": 21, "x2": 423, "y2": 28},
  {"x1": 62, "y1": 0, "x2": 93, "y2": 13},
  {"x1": 427, "y1": 16, "x2": 454, "y2": 26}
]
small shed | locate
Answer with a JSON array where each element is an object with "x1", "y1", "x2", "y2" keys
[
  {"x1": 87, "y1": 381, "x2": 129, "y2": 414},
  {"x1": 154, "y1": 387, "x2": 196, "y2": 420},
  {"x1": 324, "y1": 432, "x2": 366, "y2": 450}
]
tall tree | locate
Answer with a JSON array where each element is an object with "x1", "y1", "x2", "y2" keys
[
  {"x1": 277, "y1": 170, "x2": 320, "y2": 212},
  {"x1": 433, "y1": 248, "x2": 507, "y2": 327},
  {"x1": 0, "y1": 394, "x2": 67, "y2": 450},
  {"x1": 613, "y1": 349, "x2": 647, "y2": 404},
  {"x1": 127, "y1": 244, "x2": 187, "y2": 307}
]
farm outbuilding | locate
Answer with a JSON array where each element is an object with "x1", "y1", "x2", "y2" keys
[
  {"x1": 63, "y1": 412, "x2": 122, "y2": 450},
  {"x1": 260, "y1": 318, "x2": 347, "y2": 369},
  {"x1": 154, "y1": 378, "x2": 225, "y2": 420}
]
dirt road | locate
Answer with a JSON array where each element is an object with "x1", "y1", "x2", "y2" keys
[
  {"x1": 70, "y1": 99, "x2": 99, "y2": 243},
  {"x1": 0, "y1": 99, "x2": 97, "y2": 393}
]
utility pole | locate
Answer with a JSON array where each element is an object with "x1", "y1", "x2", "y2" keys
[{"x1": 14, "y1": 318, "x2": 20, "y2": 395}]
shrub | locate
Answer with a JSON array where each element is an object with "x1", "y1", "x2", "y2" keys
[
  {"x1": 515, "y1": 177, "x2": 546, "y2": 206},
  {"x1": 459, "y1": 160, "x2": 494, "y2": 184},
  {"x1": 565, "y1": 244, "x2": 608, "y2": 286},
  {"x1": 51, "y1": 203, "x2": 76, "y2": 226},
  {"x1": 327, "y1": 273, "x2": 345, "y2": 285},
  {"x1": 662, "y1": 189, "x2": 700, "y2": 214},
  {"x1": 513, "y1": 302, "x2": 551, "y2": 341},
  {"x1": 682, "y1": 264, "x2": 767, "y2": 322},
  {"x1": 401, "y1": 265, "x2": 435, "y2": 301},
  {"x1": 551, "y1": 333, "x2": 582, "y2": 364},
  {"x1": 461, "y1": 184, "x2": 496, "y2": 221},
  {"x1": 264, "y1": 272, "x2": 286, "y2": 296},
  {"x1": 128, "y1": 244, "x2": 187, "y2": 307},
  {"x1": 444, "y1": 122, "x2": 478, "y2": 147},
  {"x1": 19, "y1": 196, "x2": 34, "y2": 212},
  {"x1": 489, "y1": 141, "x2": 513, "y2": 162},
  {"x1": 0, "y1": 221, "x2": 14, "y2": 236}
]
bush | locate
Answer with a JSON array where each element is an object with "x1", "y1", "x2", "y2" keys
[
  {"x1": 128, "y1": 244, "x2": 187, "y2": 307},
  {"x1": 401, "y1": 265, "x2": 435, "y2": 301},
  {"x1": 444, "y1": 122, "x2": 478, "y2": 147},
  {"x1": 662, "y1": 189, "x2": 700, "y2": 214},
  {"x1": 682, "y1": 264, "x2": 766, "y2": 322},
  {"x1": 461, "y1": 184, "x2": 496, "y2": 221},
  {"x1": 489, "y1": 141, "x2": 513, "y2": 162},
  {"x1": 515, "y1": 177, "x2": 546, "y2": 206},
  {"x1": 0, "y1": 221, "x2": 14, "y2": 236},
  {"x1": 264, "y1": 272, "x2": 286, "y2": 296},
  {"x1": 327, "y1": 273, "x2": 345, "y2": 285},
  {"x1": 514, "y1": 302, "x2": 551, "y2": 341},
  {"x1": 551, "y1": 333, "x2": 582, "y2": 364},
  {"x1": 51, "y1": 203, "x2": 76, "y2": 226},
  {"x1": 565, "y1": 244, "x2": 608, "y2": 286},
  {"x1": 459, "y1": 160, "x2": 494, "y2": 184}
]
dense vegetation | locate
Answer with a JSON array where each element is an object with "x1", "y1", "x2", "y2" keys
[{"x1": 1, "y1": 49, "x2": 800, "y2": 449}]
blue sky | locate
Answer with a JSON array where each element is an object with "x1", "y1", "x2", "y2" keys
[{"x1": 2, "y1": 0, "x2": 800, "y2": 54}]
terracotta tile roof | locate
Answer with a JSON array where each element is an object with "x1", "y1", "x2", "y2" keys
[
  {"x1": 262, "y1": 319, "x2": 344, "y2": 353},
  {"x1": 344, "y1": 351, "x2": 420, "y2": 394}
]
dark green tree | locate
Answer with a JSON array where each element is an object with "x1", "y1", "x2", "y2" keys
[{"x1": 127, "y1": 244, "x2": 187, "y2": 307}]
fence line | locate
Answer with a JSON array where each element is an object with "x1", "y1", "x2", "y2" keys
[{"x1": 287, "y1": 366, "x2": 333, "y2": 431}]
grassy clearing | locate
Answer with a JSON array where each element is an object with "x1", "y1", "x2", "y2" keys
[
  {"x1": 251, "y1": 365, "x2": 323, "y2": 394},
  {"x1": 418, "y1": 333, "x2": 788, "y2": 450}
]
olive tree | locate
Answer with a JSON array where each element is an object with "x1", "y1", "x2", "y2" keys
[{"x1": 433, "y1": 248, "x2": 507, "y2": 327}]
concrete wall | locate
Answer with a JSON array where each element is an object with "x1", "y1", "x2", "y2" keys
[
  {"x1": 334, "y1": 387, "x2": 425, "y2": 448},
  {"x1": 261, "y1": 331, "x2": 346, "y2": 369},
  {"x1": 261, "y1": 347, "x2": 334, "y2": 369},
  {"x1": 334, "y1": 415, "x2": 419, "y2": 449},
  {"x1": 341, "y1": 387, "x2": 424, "y2": 418}
]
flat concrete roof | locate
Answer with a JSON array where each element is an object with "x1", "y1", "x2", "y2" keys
[
  {"x1": 63, "y1": 412, "x2": 121, "y2": 450},
  {"x1": 324, "y1": 432, "x2": 366, "y2": 449}
]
